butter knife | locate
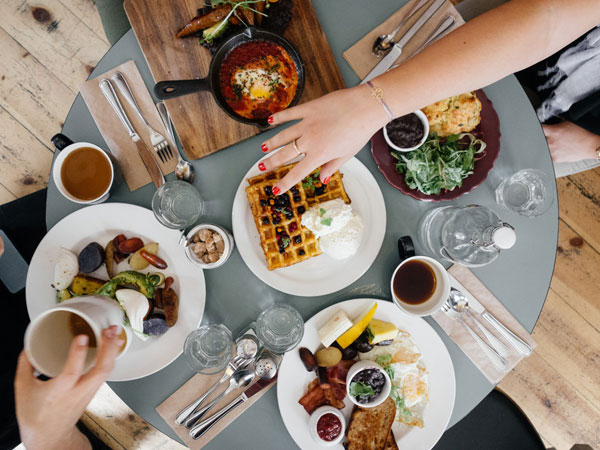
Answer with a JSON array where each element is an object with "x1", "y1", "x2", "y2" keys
[
  {"x1": 189, "y1": 376, "x2": 276, "y2": 440},
  {"x1": 361, "y1": 0, "x2": 447, "y2": 84},
  {"x1": 467, "y1": 295, "x2": 533, "y2": 356},
  {"x1": 99, "y1": 79, "x2": 165, "y2": 188}
]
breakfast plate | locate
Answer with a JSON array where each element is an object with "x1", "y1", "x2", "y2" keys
[
  {"x1": 232, "y1": 155, "x2": 386, "y2": 296},
  {"x1": 277, "y1": 298, "x2": 455, "y2": 449},
  {"x1": 26, "y1": 203, "x2": 205, "y2": 381}
]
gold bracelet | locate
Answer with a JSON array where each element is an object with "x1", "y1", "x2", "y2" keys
[{"x1": 366, "y1": 81, "x2": 394, "y2": 123}]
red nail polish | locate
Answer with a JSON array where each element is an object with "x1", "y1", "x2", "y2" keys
[
  {"x1": 268, "y1": 116, "x2": 274, "y2": 124},
  {"x1": 272, "y1": 186, "x2": 281, "y2": 195},
  {"x1": 323, "y1": 176, "x2": 331, "y2": 185},
  {"x1": 258, "y1": 162, "x2": 266, "y2": 172},
  {"x1": 261, "y1": 144, "x2": 268, "y2": 152}
]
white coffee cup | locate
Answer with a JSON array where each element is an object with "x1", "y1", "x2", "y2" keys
[
  {"x1": 24, "y1": 296, "x2": 128, "y2": 377},
  {"x1": 52, "y1": 142, "x2": 114, "y2": 205},
  {"x1": 390, "y1": 256, "x2": 450, "y2": 316}
]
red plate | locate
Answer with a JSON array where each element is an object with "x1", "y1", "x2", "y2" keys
[{"x1": 371, "y1": 89, "x2": 501, "y2": 202}]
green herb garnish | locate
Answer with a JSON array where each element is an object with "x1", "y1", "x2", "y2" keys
[
  {"x1": 349, "y1": 381, "x2": 374, "y2": 399},
  {"x1": 376, "y1": 354, "x2": 394, "y2": 380},
  {"x1": 301, "y1": 170, "x2": 321, "y2": 189},
  {"x1": 390, "y1": 385, "x2": 413, "y2": 419},
  {"x1": 281, "y1": 236, "x2": 291, "y2": 248},
  {"x1": 365, "y1": 326, "x2": 375, "y2": 344},
  {"x1": 320, "y1": 218, "x2": 332, "y2": 226},
  {"x1": 392, "y1": 132, "x2": 486, "y2": 195}
]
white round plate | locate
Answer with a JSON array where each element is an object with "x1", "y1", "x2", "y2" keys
[
  {"x1": 26, "y1": 203, "x2": 205, "y2": 381},
  {"x1": 232, "y1": 156, "x2": 386, "y2": 296},
  {"x1": 277, "y1": 298, "x2": 456, "y2": 450}
]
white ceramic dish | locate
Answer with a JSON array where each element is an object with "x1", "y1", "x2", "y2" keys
[
  {"x1": 345, "y1": 360, "x2": 391, "y2": 408},
  {"x1": 25, "y1": 203, "x2": 206, "y2": 381},
  {"x1": 308, "y1": 406, "x2": 346, "y2": 447},
  {"x1": 383, "y1": 110, "x2": 429, "y2": 152},
  {"x1": 277, "y1": 298, "x2": 456, "y2": 450},
  {"x1": 184, "y1": 224, "x2": 235, "y2": 269},
  {"x1": 231, "y1": 154, "x2": 386, "y2": 297}
]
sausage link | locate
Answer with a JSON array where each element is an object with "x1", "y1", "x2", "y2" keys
[
  {"x1": 140, "y1": 250, "x2": 168, "y2": 269},
  {"x1": 118, "y1": 238, "x2": 144, "y2": 254}
]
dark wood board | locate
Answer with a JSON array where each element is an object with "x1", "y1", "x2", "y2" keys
[{"x1": 124, "y1": 0, "x2": 346, "y2": 160}]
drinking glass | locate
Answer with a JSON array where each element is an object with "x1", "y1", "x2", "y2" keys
[
  {"x1": 495, "y1": 169, "x2": 553, "y2": 217},
  {"x1": 255, "y1": 304, "x2": 304, "y2": 354},
  {"x1": 152, "y1": 181, "x2": 204, "y2": 229},
  {"x1": 183, "y1": 324, "x2": 233, "y2": 374}
]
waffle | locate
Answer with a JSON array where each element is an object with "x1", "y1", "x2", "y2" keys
[{"x1": 246, "y1": 164, "x2": 351, "y2": 270}]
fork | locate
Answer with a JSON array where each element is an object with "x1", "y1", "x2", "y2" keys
[
  {"x1": 441, "y1": 299, "x2": 508, "y2": 372},
  {"x1": 110, "y1": 72, "x2": 174, "y2": 163}
]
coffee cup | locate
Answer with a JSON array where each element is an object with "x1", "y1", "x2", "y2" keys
[
  {"x1": 390, "y1": 256, "x2": 450, "y2": 316},
  {"x1": 51, "y1": 134, "x2": 114, "y2": 205},
  {"x1": 24, "y1": 296, "x2": 128, "y2": 377}
]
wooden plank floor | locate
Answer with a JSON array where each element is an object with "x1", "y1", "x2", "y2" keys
[{"x1": 2, "y1": 1, "x2": 599, "y2": 449}]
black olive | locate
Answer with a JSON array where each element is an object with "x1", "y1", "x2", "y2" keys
[
  {"x1": 352, "y1": 331, "x2": 374, "y2": 353},
  {"x1": 340, "y1": 345, "x2": 357, "y2": 360},
  {"x1": 377, "y1": 339, "x2": 394, "y2": 346}
]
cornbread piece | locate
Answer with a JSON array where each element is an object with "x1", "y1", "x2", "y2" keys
[
  {"x1": 245, "y1": 163, "x2": 350, "y2": 270},
  {"x1": 344, "y1": 397, "x2": 396, "y2": 450},
  {"x1": 422, "y1": 92, "x2": 482, "y2": 136}
]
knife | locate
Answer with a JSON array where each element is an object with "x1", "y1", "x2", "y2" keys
[
  {"x1": 189, "y1": 376, "x2": 277, "y2": 440},
  {"x1": 99, "y1": 79, "x2": 165, "y2": 188},
  {"x1": 361, "y1": 0, "x2": 447, "y2": 84},
  {"x1": 467, "y1": 295, "x2": 533, "y2": 356}
]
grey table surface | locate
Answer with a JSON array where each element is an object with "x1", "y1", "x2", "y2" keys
[{"x1": 48, "y1": 0, "x2": 557, "y2": 447}]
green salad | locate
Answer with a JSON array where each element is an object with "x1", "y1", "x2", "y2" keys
[{"x1": 392, "y1": 133, "x2": 486, "y2": 195}]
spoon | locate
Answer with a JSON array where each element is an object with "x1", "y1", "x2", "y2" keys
[
  {"x1": 183, "y1": 369, "x2": 255, "y2": 429},
  {"x1": 372, "y1": 0, "x2": 429, "y2": 57},
  {"x1": 156, "y1": 101, "x2": 195, "y2": 183},
  {"x1": 448, "y1": 289, "x2": 510, "y2": 358}
]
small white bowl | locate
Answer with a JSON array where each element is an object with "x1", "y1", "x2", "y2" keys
[
  {"x1": 308, "y1": 405, "x2": 346, "y2": 447},
  {"x1": 184, "y1": 224, "x2": 235, "y2": 269},
  {"x1": 383, "y1": 110, "x2": 429, "y2": 152},
  {"x1": 346, "y1": 360, "x2": 391, "y2": 408}
]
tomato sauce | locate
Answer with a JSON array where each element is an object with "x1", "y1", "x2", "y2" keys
[{"x1": 218, "y1": 40, "x2": 298, "y2": 119}]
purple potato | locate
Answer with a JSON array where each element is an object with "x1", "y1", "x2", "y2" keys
[
  {"x1": 143, "y1": 315, "x2": 169, "y2": 336},
  {"x1": 78, "y1": 242, "x2": 105, "y2": 273}
]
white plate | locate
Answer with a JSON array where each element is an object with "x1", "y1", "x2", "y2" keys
[
  {"x1": 277, "y1": 298, "x2": 456, "y2": 450},
  {"x1": 25, "y1": 203, "x2": 205, "y2": 381},
  {"x1": 232, "y1": 156, "x2": 386, "y2": 296}
]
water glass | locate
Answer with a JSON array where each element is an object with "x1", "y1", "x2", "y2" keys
[
  {"x1": 495, "y1": 169, "x2": 553, "y2": 217},
  {"x1": 255, "y1": 304, "x2": 304, "y2": 354},
  {"x1": 183, "y1": 324, "x2": 233, "y2": 374},
  {"x1": 152, "y1": 180, "x2": 204, "y2": 229}
]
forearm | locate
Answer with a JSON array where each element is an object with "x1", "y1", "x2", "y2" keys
[
  {"x1": 23, "y1": 426, "x2": 91, "y2": 450},
  {"x1": 372, "y1": 0, "x2": 600, "y2": 118}
]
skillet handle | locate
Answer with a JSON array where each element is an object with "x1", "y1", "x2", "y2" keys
[{"x1": 154, "y1": 79, "x2": 210, "y2": 100}]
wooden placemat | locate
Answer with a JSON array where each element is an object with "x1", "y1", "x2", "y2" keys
[
  {"x1": 156, "y1": 373, "x2": 276, "y2": 449},
  {"x1": 124, "y1": 0, "x2": 345, "y2": 160},
  {"x1": 432, "y1": 265, "x2": 536, "y2": 384},
  {"x1": 343, "y1": 0, "x2": 464, "y2": 80},
  {"x1": 79, "y1": 60, "x2": 177, "y2": 191}
]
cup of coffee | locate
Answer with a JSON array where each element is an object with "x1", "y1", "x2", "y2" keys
[
  {"x1": 51, "y1": 134, "x2": 114, "y2": 204},
  {"x1": 390, "y1": 256, "x2": 450, "y2": 316},
  {"x1": 24, "y1": 296, "x2": 128, "y2": 377}
]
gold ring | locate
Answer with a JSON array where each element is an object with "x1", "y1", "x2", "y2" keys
[{"x1": 292, "y1": 139, "x2": 303, "y2": 157}]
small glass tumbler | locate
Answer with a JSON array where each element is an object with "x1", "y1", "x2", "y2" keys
[
  {"x1": 495, "y1": 169, "x2": 554, "y2": 217},
  {"x1": 152, "y1": 180, "x2": 204, "y2": 229},
  {"x1": 183, "y1": 324, "x2": 233, "y2": 374},
  {"x1": 255, "y1": 304, "x2": 304, "y2": 354}
]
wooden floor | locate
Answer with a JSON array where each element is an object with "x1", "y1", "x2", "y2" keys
[{"x1": 2, "y1": 1, "x2": 599, "y2": 449}]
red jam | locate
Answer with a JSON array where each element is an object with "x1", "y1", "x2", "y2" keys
[{"x1": 316, "y1": 413, "x2": 342, "y2": 441}]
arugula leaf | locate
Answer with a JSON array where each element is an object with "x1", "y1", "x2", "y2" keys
[
  {"x1": 320, "y1": 218, "x2": 332, "y2": 226},
  {"x1": 375, "y1": 354, "x2": 394, "y2": 379},
  {"x1": 390, "y1": 385, "x2": 413, "y2": 418},
  {"x1": 392, "y1": 132, "x2": 486, "y2": 195},
  {"x1": 319, "y1": 208, "x2": 326, "y2": 216},
  {"x1": 349, "y1": 381, "x2": 374, "y2": 398}
]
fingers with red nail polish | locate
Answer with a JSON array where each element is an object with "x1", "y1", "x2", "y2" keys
[
  {"x1": 258, "y1": 162, "x2": 266, "y2": 172},
  {"x1": 272, "y1": 186, "x2": 281, "y2": 195},
  {"x1": 261, "y1": 144, "x2": 268, "y2": 153},
  {"x1": 323, "y1": 176, "x2": 330, "y2": 185},
  {"x1": 268, "y1": 116, "x2": 274, "y2": 124}
]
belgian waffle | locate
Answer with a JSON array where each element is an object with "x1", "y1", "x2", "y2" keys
[{"x1": 246, "y1": 164, "x2": 351, "y2": 270}]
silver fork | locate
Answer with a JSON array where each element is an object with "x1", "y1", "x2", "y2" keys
[{"x1": 110, "y1": 72, "x2": 174, "y2": 163}]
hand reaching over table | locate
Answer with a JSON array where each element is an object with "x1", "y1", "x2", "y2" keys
[
  {"x1": 259, "y1": 0, "x2": 600, "y2": 193},
  {"x1": 15, "y1": 326, "x2": 123, "y2": 450}
]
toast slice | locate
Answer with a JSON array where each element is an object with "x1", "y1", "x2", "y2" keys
[
  {"x1": 345, "y1": 397, "x2": 396, "y2": 450},
  {"x1": 385, "y1": 430, "x2": 399, "y2": 450}
]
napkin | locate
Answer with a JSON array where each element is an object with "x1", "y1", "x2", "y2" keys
[
  {"x1": 79, "y1": 60, "x2": 177, "y2": 191},
  {"x1": 432, "y1": 265, "x2": 537, "y2": 384},
  {"x1": 156, "y1": 372, "x2": 276, "y2": 449},
  {"x1": 343, "y1": 0, "x2": 464, "y2": 80}
]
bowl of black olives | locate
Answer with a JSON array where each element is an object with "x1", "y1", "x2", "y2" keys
[{"x1": 345, "y1": 360, "x2": 391, "y2": 408}]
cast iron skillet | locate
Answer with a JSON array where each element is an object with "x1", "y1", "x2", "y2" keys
[{"x1": 154, "y1": 27, "x2": 305, "y2": 128}]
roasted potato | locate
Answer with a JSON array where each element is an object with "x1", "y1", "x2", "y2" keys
[
  {"x1": 128, "y1": 242, "x2": 159, "y2": 270},
  {"x1": 71, "y1": 274, "x2": 107, "y2": 296},
  {"x1": 161, "y1": 288, "x2": 179, "y2": 327}
]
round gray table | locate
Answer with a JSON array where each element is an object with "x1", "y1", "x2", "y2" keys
[{"x1": 48, "y1": 1, "x2": 558, "y2": 447}]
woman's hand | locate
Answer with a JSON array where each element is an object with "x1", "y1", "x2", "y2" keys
[
  {"x1": 0, "y1": 234, "x2": 4, "y2": 258},
  {"x1": 542, "y1": 121, "x2": 600, "y2": 163},
  {"x1": 15, "y1": 326, "x2": 123, "y2": 450},
  {"x1": 259, "y1": 86, "x2": 388, "y2": 194}
]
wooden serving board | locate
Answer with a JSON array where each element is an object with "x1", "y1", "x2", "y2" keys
[{"x1": 124, "y1": 0, "x2": 345, "y2": 160}]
